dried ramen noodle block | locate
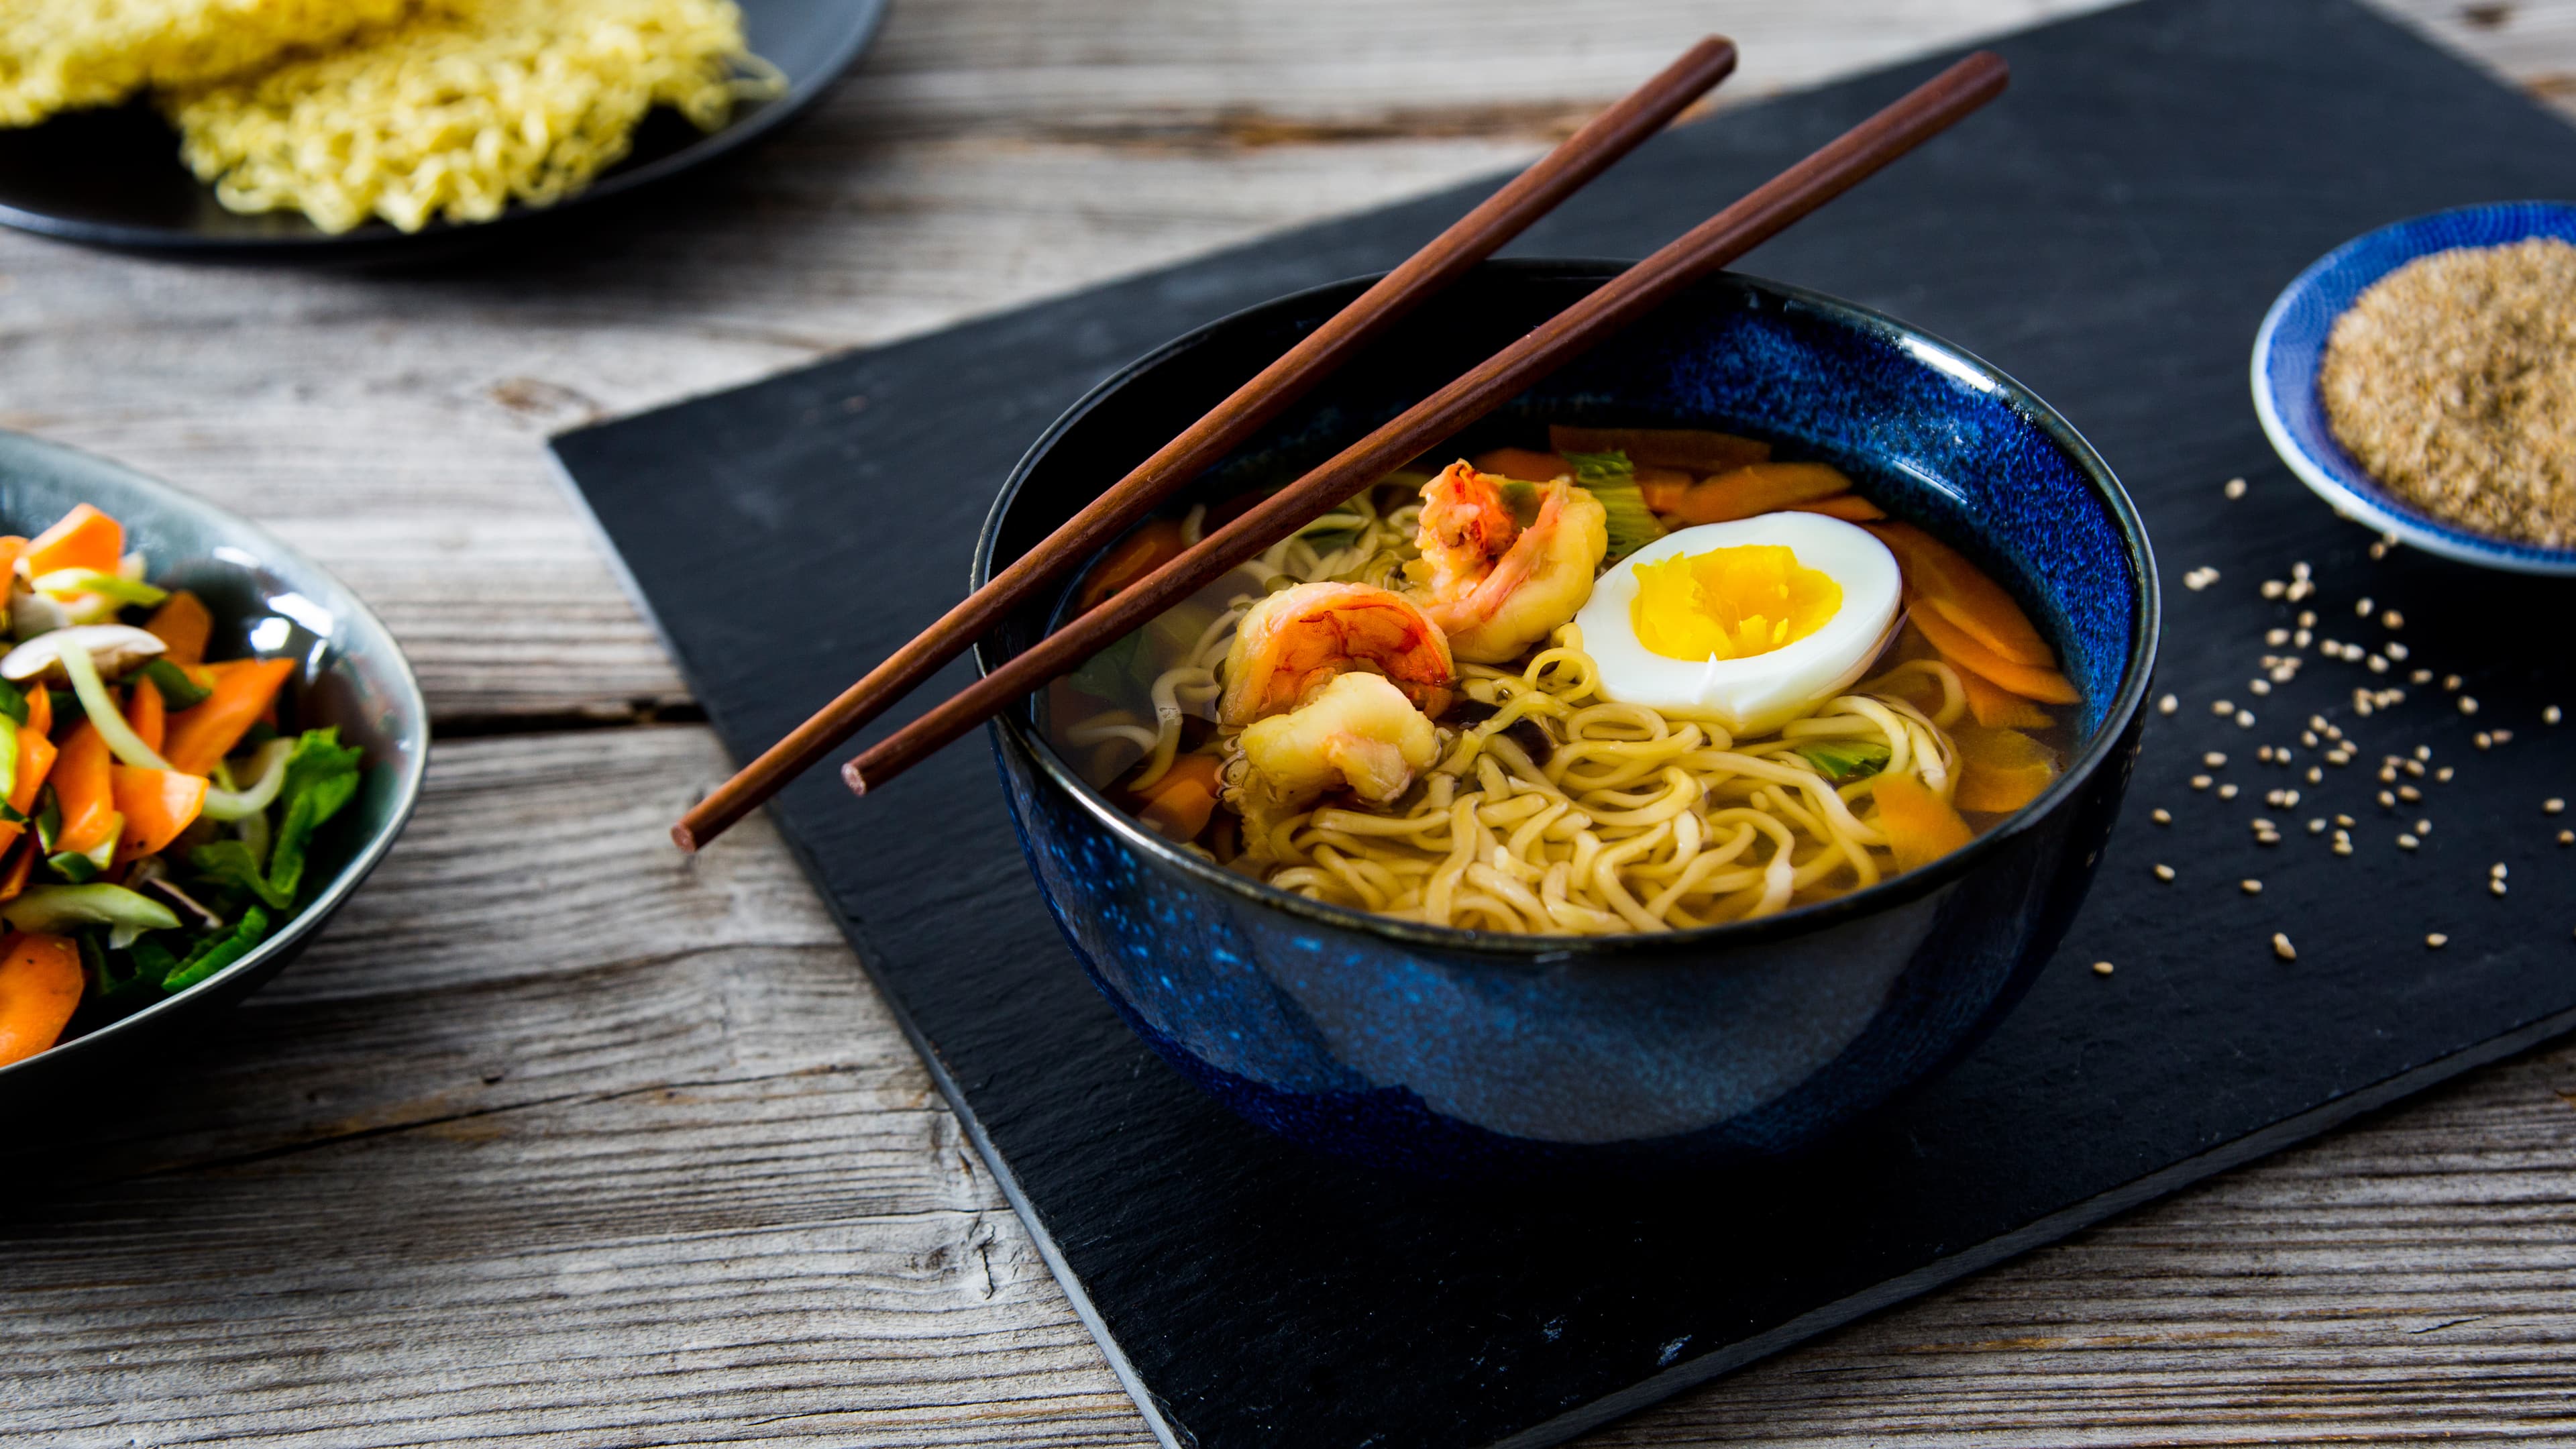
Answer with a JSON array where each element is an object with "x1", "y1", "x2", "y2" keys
[{"x1": 164, "y1": 0, "x2": 780, "y2": 233}]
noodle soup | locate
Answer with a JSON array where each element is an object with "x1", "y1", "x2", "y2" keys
[{"x1": 1047, "y1": 425, "x2": 2080, "y2": 936}]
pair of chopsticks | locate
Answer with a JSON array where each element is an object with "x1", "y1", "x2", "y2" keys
[{"x1": 674, "y1": 42, "x2": 2009, "y2": 851}]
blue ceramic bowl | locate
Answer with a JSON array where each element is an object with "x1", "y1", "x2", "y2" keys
[
  {"x1": 976, "y1": 262, "x2": 2158, "y2": 1176},
  {"x1": 0, "y1": 432, "x2": 427, "y2": 1105},
  {"x1": 2251, "y1": 201, "x2": 2576, "y2": 574}
]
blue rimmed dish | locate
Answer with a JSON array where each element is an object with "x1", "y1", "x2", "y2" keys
[
  {"x1": 975, "y1": 262, "x2": 2159, "y2": 1177},
  {"x1": 0, "y1": 431, "x2": 427, "y2": 1106},
  {"x1": 2251, "y1": 200, "x2": 2576, "y2": 575}
]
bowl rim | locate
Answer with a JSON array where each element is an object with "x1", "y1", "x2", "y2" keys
[
  {"x1": 2249, "y1": 199, "x2": 2576, "y2": 577},
  {"x1": 975, "y1": 260, "x2": 2160, "y2": 959},
  {"x1": 0, "y1": 429, "x2": 429, "y2": 1081}
]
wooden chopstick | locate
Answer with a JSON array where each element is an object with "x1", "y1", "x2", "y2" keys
[
  {"x1": 839, "y1": 51, "x2": 2010, "y2": 802},
  {"x1": 672, "y1": 36, "x2": 1741, "y2": 851}
]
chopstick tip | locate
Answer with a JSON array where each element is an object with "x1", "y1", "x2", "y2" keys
[
  {"x1": 843, "y1": 760, "x2": 869, "y2": 798},
  {"x1": 670, "y1": 820, "x2": 702, "y2": 853}
]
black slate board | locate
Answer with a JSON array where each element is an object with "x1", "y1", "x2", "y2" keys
[{"x1": 551, "y1": 2, "x2": 2576, "y2": 1444}]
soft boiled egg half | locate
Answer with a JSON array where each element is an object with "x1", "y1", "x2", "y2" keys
[{"x1": 1572, "y1": 511, "x2": 1902, "y2": 736}]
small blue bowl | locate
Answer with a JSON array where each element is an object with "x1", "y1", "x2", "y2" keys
[
  {"x1": 2251, "y1": 200, "x2": 2576, "y2": 574},
  {"x1": 977, "y1": 262, "x2": 2159, "y2": 1177}
]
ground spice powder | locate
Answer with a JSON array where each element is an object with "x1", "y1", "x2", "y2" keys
[{"x1": 2319, "y1": 235, "x2": 2576, "y2": 547}]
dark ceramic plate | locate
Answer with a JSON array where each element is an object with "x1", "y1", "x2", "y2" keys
[
  {"x1": 0, "y1": 0, "x2": 887, "y2": 260},
  {"x1": 0, "y1": 431, "x2": 427, "y2": 1106}
]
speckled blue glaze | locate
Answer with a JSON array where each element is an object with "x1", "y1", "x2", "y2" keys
[
  {"x1": 976, "y1": 264, "x2": 2158, "y2": 1176},
  {"x1": 2253, "y1": 201, "x2": 2576, "y2": 575}
]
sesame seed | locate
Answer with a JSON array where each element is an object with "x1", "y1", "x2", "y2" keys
[
  {"x1": 2368, "y1": 655, "x2": 2390, "y2": 674},
  {"x1": 2185, "y1": 566, "x2": 2220, "y2": 591},
  {"x1": 2204, "y1": 751, "x2": 2228, "y2": 768},
  {"x1": 2462, "y1": 697, "x2": 2481, "y2": 716},
  {"x1": 2154, "y1": 863, "x2": 2176, "y2": 881},
  {"x1": 2412, "y1": 668, "x2": 2434, "y2": 684},
  {"x1": 2475, "y1": 733, "x2": 2492, "y2": 751},
  {"x1": 2269, "y1": 629, "x2": 2293, "y2": 647},
  {"x1": 2092, "y1": 960, "x2": 2115, "y2": 976},
  {"x1": 2241, "y1": 879, "x2": 2263, "y2": 894},
  {"x1": 2308, "y1": 818, "x2": 2327, "y2": 835},
  {"x1": 2386, "y1": 641, "x2": 2409, "y2": 661},
  {"x1": 2294, "y1": 629, "x2": 2314, "y2": 649},
  {"x1": 2300, "y1": 731, "x2": 2318, "y2": 747},
  {"x1": 2383, "y1": 610, "x2": 2405, "y2": 630},
  {"x1": 2218, "y1": 784, "x2": 2239, "y2": 800},
  {"x1": 2404, "y1": 759, "x2": 2425, "y2": 777},
  {"x1": 2282, "y1": 790, "x2": 2302, "y2": 807},
  {"x1": 2257, "y1": 746, "x2": 2275, "y2": 763},
  {"x1": 2444, "y1": 674, "x2": 2463, "y2": 691},
  {"x1": 2491, "y1": 879, "x2": 2509, "y2": 898},
  {"x1": 2261, "y1": 579, "x2": 2286, "y2": 599},
  {"x1": 2309, "y1": 714, "x2": 2330, "y2": 732},
  {"x1": 2490, "y1": 862, "x2": 2508, "y2": 879},
  {"x1": 2272, "y1": 932, "x2": 2297, "y2": 961},
  {"x1": 2336, "y1": 814, "x2": 2356, "y2": 827},
  {"x1": 2293, "y1": 561, "x2": 2312, "y2": 581},
  {"x1": 2356, "y1": 597, "x2": 2374, "y2": 616},
  {"x1": 2426, "y1": 932, "x2": 2448, "y2": 949},
  {"x1": 2306, "y1": 766, "x2": 2323, "y2": 784},
  {"x1": 2237, "y1": 710, "x2": 2257, "y2": 728},
  {"x1": 2250, "y1": 679, "x2": 2273, "y2": 696},
  {"x1": 2369, "y1": 540, "x2": 2390, "y2": 559},
  {"x1": 2399, "y1": 833, "x2": 2420, "y2": 849},
  {"x1": 2546, "y1": 799, "x2": 2565, "y2": 815},
  {"x1": 2192, "y1": 775, "x2": 2212, "y2": 790},
  {"x1": 2494, "y1": 730, "x2": 2514, "y2": 745},
  {"x1": 2400, "y1": 785, "x2": 2423, "y2": 802},
  {"x1": 2416, "y1": 819, "x2": 2432, "y2": 834},
  {"x1": 2299, "y1": 610, "x2": 2318, "y2": 628},
  {"x1": 2548, "y1": 706, "x2": 2564, "y2": 725},
  {"x1": 2326, "y1": 749, "x2": 2351, "y2": 765},
  {"x1": 2224, "y1": 477, "x2": 2247, "y2": 499},
  {"x1": 2380, "y1": 765, "x2": 2400, "y2": 783},
  {"x1": 2157, "y1": 693, "x2": 2179, "y2": 716},
  {"x1": 2333, "y1": 839, "x2": 2354, "y2": 856},
  {"x1": 2415, "y1": 745, "x2": 2432, "y2": 761},
  {"x1": 2212, "y1": 700, "x2": 2235, "y2": 717},
  {"x1": 2379, "y1": 790, "x2": 2398, "y2": 808},
  {"x1": 2560, "y1": 830, "x2": 2573, "y2": 846},
  {"x1": 2151, "y1": 807, "x2": 2172, "y2": 824}
]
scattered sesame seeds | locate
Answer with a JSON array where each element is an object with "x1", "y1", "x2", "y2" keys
[
  {"x1": 2379, "y1": 790, "x2": 2398, "y2": 808},
  {"x1": 2356, "y1": 597, "x2": 2375, "y2": 616},
  {"x1": 2491, "y1": 879, "x2": 2509, "y2": 898},
  {"x1": 2400, "y1": 784, "x2": 2423, "y2": 802},
  {"x1": 2300, "y1": 610, "x2": 2318, "y2": 628},
  {"x1": 2412, "y1": 667, "x2": 2434, "y2": 684},
  {"x1": 2494, "y1": 729, "x2": 2514, "y2": 745},
  {"x1": 2561, "y1": 830, "x2": 2573, "y2": 847},
  {"x1": 2416, "y1": 819, "x2": 2432, "y2": 835},
  {"x1": 2326, "y1": 749, "x2": 2351, "y2": 765},
  {"x1": 2369, "y1": 540, "x2": 2390, "y2": 559},
  {"x1": 2334, "y1": 839, "x2": 2355, "y2": 857},
  {"x1": 2475, "y1": 733, "x2": 2493, "y2": 751},
  {"x1": 2368, "y1": 655, "x2": 2390, "y2": 674},
  {"x1": 2224, "y1": 477, "x2": 2247, "y2": 499},
  {"x1": 2242, "y1": 879, "x2": 2263, "y2": 894},
  {"x1": 2399, "y1": 833, "x2": 2420, "y2": 849},
  {"x1": 2546, "y1": 799, "x2": 2566, "y2": 815},
  {"x1": 2184, "y1": 566, "x2": 2221, "y2": 591},
  {"x1": 2250, "y1": 679, "x2": 2273, "y2": 696},
  {"x1": 2548, "y1": 705, "x2": 2565, "y2": 725},
  {"x1": 2404, "y1": 759, "x2": 2426, "y2": 777},
  {"x1": 2218, "y1": 784, "x2": 2240, "y2": 800},
  {"x1": 2336, "y1": 814, "x2": 2356, "y2": 827},
  {"x1": 2426, "y1": 932, "x2": 2448, "y2": 949},
  {"x1": 2415, "y1": 745, "x2": 2432, "y2": 761},
  {"x1": 2386, "y1": 641, "x2": 2409, "y2": 661},
  {"x1": 2294, "y1": 561, "x2": 2313, "y2": 581},
  {"x1": 2382, "y1": 610, "x2": 2405, "y2": 630},
  {"x1": 2269, "y1": 629, "x2": 2293, "y2": 647},
  {"x1": 2490, "y1": 862, "x2": 2508, "y2": 879},
  {"x1": 2436, "y1": 766, "x2": 2455, "y2": 782},
  {"x1": 2236, "y1": 709, "x2": 2257, "y2": 728},
  {"x1": 2212, "y1": 700, "x2": 2235, "y2": 717},
  {"x1": 2306, "y1": 766, "x2": 2324, "y2": 784},
  {"x1": 2157, "y1": 693, "x2": 2179, "y2": 716},
  {"x1": 2192, "y1": 775, "x2": 2213, "y2": 791},
  {"x1": 2444, "y1": 674, "x2": 2463, "y2": 690},
  {"x1": 2151, "y1": 808, "x2": 2172, "y2": 824},
  {"x1": 2092, "y1": 960, "x2": 2115, "y2": 976},
  {"x1": 2308, "y1": 818, "x2": 2327, "y2": 835},
  {"x1": 2261, "y1": 579, "x2": 2287, "y2": 599},
  {"x1": 2271, "y1": 932, "x2": 2297, "y2": 961},
  {"x1": 2294, "y1": 629, "x2": 2314, "y2": 648},
  {"x1": 2153, "y1": 863, "x2": 2176, "y2": 881},
  {"x1": 2300, "y1": 731, "x2": 2318, "y2": 747},
  {"x1": 2204, "y1": 751, "x2": 2228, "y2": 768}
]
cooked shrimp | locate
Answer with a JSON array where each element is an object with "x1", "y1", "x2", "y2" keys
[
  {"x1": 1238, "y1": 672, "x2": 1440, "y2": 808},
  {"x1": 1218, "y1": 581, "x2": 1454, "y2": 726},
  {"x1": 1407, "y1": 460, "x2": 1609, "y2": 663}
]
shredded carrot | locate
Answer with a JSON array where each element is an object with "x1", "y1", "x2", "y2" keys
[
  {"x1": 162, "y1": 657, "x2": 294, "y2": 777},
  {"x1": 144, "y1": 590, "x2": 214, "y2": 666},
  {"x1": 1075, "y1": 519, "x2": 1189, "y2": 614},
  {"x1": 1547, "y1": 425, "x2": 1770, "y2": 476},
  {"x1": 23, "y1": 682, "x2": 50, "y2": 742},
  {"x1": 0, "y1": 537, "x2": 27, "y2": 588},
  {"x1": 1910, "y1": 604, "x2": 2082, "y2": 704},
  {"x1": 1866, "y1": 522, "x2": 2056, "y2": 668},
  {"x1": 0, "y1": 843, "x2": 34, "y2": 904},
  {"x1": 1783, "y1": 494, "x2": 1889, "y2": 521},
  {"x1": 1664, "y1": 462, "x2": 1853, "y2": 525},
  {"x1": 112, "y1": 767, "x2": 208, "y2": 865},
  {"x1": 1957, "y1": 667, "x2": 2055, "y2": 731},
  {"x1": 52, "y1": 720, "x2": 118, "y2": 857},
  {"x1": 24, "y1": 503, "x2": 121, "y2": 578},
  {"x1": 1468, "y1": 447, "x2": 1573, "y2": 482},
  {"x1": 1633, "y1": 465, "x2": 1693, "y2": 514},
  {"x1": 1130, "y1": 754, "x2": 1222, "y2": 843},
  {"x1": 128, "y1": 680, "x2": 166, "y2": 754},
  {"x1": 1873, "y1": 772, "x2": 1974, "y2": 872},
  {"x1": 1950, "y1": 726, "x2": 2059, "y2": 813},
  {"x1": 0, "y1": 931, "x2": 82, "y2": 1068}
]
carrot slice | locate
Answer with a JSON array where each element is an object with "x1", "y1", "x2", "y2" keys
[
  {"x1": 1547, "y1": 425, "x2": 1770, "y2": 475},
  {"x1": 0, "y1": 932, "x2": 82, "y2": 1067},
  {"x1": 0, "y1": 537, "x2": 27, "y2": 588},
  {"x1": 1075, "y1": 519, "x2": 1189, "y2": 614},
  {"x1": 1873, "y1": 772, "x2": 1974, "y2": 872},
  {"x1": 162, "y1": 657, "x2": 294, "y2": 777},
  {"x1": 1130, "y1": 753, "x2": 1222, "y2": 843},
  {"x1": 0, "y1": 730, "x2": 52, "y2": 863},
  {"x1": 1664, "y1": 462, "x2": 1853, "y2": 525},
  {"x1": 24, "y1": 504, "x2": 122, "y2": 578},
  {"x1": 1470, "y1": 447, "x2": 1573, "y2": 482},
  {"x1": 23, "y1": 682, "x2": 50, "y2": 742},
  {"x1": 52, "y1": 721, "x2": 117, "y2": 857},
  {"x1": 128, "y1": 680, "x2": 166, "y2": 754},
  {"x1": 1957, "y1": 667, "x2": 2055, "y2": 731},
  {"x1": 1784, "y1": 494, "x2": 1888, "y2": 521},
  {"x1": 144, "y1": 590, "x2": 213, "y2": 667},
  {"x1": 112, "y1": 767, "x2": 207, "y2": 865},
  {"x1": 1865, "y1": 522, "x2": 2055, "y2": 669},
  {"x1": 0, "y1": 843, "x2": 34, "y2": 904},
  {"x1": 1910, "y1": 604, "x2": 2082, "y2": 704},
  {"x1": 1950, "y1": 726, "x2": 2059, "y2": 814}
]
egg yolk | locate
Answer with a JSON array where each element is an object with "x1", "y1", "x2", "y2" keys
[{"x1": 1629, "y1": 544, "x2": 1843, "y2": 661}]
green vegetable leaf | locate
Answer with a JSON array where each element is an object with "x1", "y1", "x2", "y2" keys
[
  {"x1": 127, "y1": 935, "x2": 180, "y2": 992},
  {"x1": 186, "y1": 729, "x2": 362, "y2": 910},
  {"x1": 32, "y1": 569, "x2": 166, "y2": 606},
  {"x1": 1560, "y1": 448, "x2": 1667, "y2": 565},
  {"x1": 139, "y1": 659, "x2": 211, "y2": 711},
  {"x1": 32, "y1": 784, "x2": 60, "y2": 853},
  {"x1": 1793, "y1": 739, "x2": 1893, "y2": 782},
  {"x1": 0, "y1": 677, "x2": 28, "y2": 729},
  {"x1": 1066, "y1": 627, "x2": 1145, "y2": 704},
  {"x1": 160, "y1": 906, "x2": 270, "y2": 992},
  {"x1": 82, "y1": 929, "x2": 155, "y2": 1000},
  {"x1": 45, "y1": 850, "x2": 101, "y2": 883}
]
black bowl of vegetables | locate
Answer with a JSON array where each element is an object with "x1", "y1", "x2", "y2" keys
[{"x1": 0, "y1": 431, "x2": 426, "y2": 1102}]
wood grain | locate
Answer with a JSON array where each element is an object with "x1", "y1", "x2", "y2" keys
[{"x1": 5, "y1": 1, "x2": 2576, "y2": 1445}]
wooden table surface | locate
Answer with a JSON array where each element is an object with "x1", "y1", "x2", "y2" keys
[{"x1": 7, "y1": 1, "x2": 2575, "y2": 1444}]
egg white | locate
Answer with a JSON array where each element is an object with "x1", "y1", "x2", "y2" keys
[{"x1": 1572, "y1": 512, "x2": 1902, "y2": 737}]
